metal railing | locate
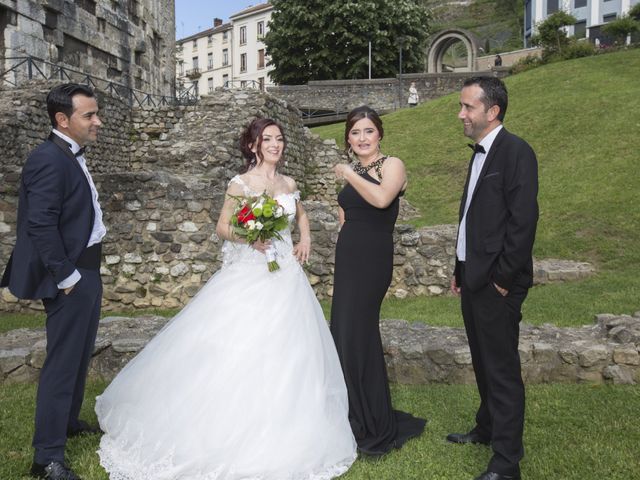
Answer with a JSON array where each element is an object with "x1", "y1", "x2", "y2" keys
[
  {"x1": 1, "y1": 56, "x2": 198, "y2": 107},
  {"x1": 223, "y1": 79, "x2": 263, "y2": 90}
]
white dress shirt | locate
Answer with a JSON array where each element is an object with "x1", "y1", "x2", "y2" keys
[
  {"x1": 456, "y1": 124, "x2": 503, "y2": 262},
  {"x1": 52, "y1": 130, "x2": 106, "y2": 289}
]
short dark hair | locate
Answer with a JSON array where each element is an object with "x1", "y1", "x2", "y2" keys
[
  {"x1": 463, "y1": 76, "x2": 508, "y2": 122},
  {"x1": 344, "y1": 106, "x2": 384, "y2": 152},
  {"x1": 46, "y1": 83, "x2": 96, "y2": 128},
  {"x1": 238, "y1": 117, "x2": 287, "y2": 173}
]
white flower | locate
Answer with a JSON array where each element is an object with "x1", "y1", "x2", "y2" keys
[
  {"x1": 247, "y1": 220, "x2": 256, "y2": 230},
  {"x1": 274, "y1": 206, "x2": 284, "y2": 218},
  {"x1": 255, "y1": 221, "x2": 263, "y2": 230}
]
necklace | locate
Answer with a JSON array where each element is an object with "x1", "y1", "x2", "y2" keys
[{"x1": 352, "y1": 156, "x2": 387, "y2": 179}]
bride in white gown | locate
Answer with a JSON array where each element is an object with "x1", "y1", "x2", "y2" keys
[{"x1": 95, "y1": 118, "x2": 357, "y2": 479}]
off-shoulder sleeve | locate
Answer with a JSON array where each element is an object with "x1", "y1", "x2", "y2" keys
[{"x1": 228, "y1": 175, "x2": 244, "y2": 187}]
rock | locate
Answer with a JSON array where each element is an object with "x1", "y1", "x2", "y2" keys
[
  {"x1": 613, "y1": 345, "x2": 640, "y2": 365},
  {"x1": 170, "y1": 263, "x2": 189, "y2": 277},
  {"x1": 603, "y1": 365, "x2": 635, "y2": 385},
  {"x1": 578, "y1": 345, "x2": 610, "y2": 367}
]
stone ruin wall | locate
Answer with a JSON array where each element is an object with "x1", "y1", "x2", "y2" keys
[
  {"x1": 0, "y1": 0, "x2": 175, "y2": 96},
  {"x1": 267, "y1": 71, "x2": 509, "y2": 113},
  {"x1": 0, "y1": 84, "x2": 465, "y2": 313}
]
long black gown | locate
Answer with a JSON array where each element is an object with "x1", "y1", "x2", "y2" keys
[{"x1": 330, "y1": 170, "x2": 426, "y2": 456}]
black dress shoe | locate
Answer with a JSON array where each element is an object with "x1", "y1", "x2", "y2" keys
[
  {"x1": 30, "y1": 461, "x2": 81, "y2": 479},
  {"x1": 446, "y1": 431, "x2": 490, "y2": 445},
  {"x1": 67, "y1": 419, "x2": 102, "y2": 437},
  {"x1": 474, "y1": 471, "x2": 520, "y2": 480}
]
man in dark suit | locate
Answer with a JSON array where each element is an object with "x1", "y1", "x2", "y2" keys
[
  {"x1": 1, "y1": 83, "x2": 105, "y2": 480},
  {"x1": 447, "y1": 77, "x2": 538, "y2": 480}
]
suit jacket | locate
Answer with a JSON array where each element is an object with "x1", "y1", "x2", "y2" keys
[
  {"x1": 454, "y1": 127, "x2": 538, "y2": 292},
  {"x1": 1, "y1": 133, "x2": 95, "y2": 300}
]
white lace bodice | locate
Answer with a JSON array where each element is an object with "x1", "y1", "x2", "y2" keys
[{"x1": 221, "y1": 175, "x2": 300, "y2": 270}]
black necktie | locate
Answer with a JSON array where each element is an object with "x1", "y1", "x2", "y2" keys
[
  {"x1": 75, "y1": 147, "x2": 86, "y2": 157},
  {"x1": 468, "y1": 143, "x2": 485, "y2": 155}
]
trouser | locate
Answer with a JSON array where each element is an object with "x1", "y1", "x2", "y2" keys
[
  {"x1": 460, "y1": 263, "x2": 528, "y2": 477},
  {"x1": 33, "y1": 267, "x2": 102, "y2": 464}
]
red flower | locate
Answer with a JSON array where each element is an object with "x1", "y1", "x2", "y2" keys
[{"x1": 237, "y1": 204, "x2": 255, "y2": 224}]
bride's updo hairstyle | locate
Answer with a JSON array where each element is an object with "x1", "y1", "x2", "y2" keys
[
  {"x1": 343, "y1": 106, "x2": 384, "y2": 153},
  {"x1": 238, "y1": 117, "x2": 287, "y2": 173}
]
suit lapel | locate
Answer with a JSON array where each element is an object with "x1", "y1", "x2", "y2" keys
[
  {"x1": 47, "y1": 132, "x2": 92, "y2": 186},
  {"x1": 469, "y1": 127, "x2": 508, "y2": 203},
  {"x1": 47, "y1": 132, "x2": 96, "y2": 232}
]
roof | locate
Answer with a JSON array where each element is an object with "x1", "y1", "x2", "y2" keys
[
  {"x1": 177, "y1": 22, "x2": 232, "y2": 43},
  {"x1": 229, "y1": 3, "x2": 272, "y2": 20}
]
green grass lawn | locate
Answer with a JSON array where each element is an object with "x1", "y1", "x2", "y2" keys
[
  {"x1": 1, "y1": 381, "x2": 638, "y2": 479},
  {"x1": 313, "y1": 49, "x2": 640, "y2": 327}
]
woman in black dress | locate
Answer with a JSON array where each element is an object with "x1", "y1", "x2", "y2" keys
[{"x1": 331, "y1": 106, "x2": 426, "y2": 456}]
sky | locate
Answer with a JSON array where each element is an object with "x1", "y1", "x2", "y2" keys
[{"x1": 175, "y1": 0, "x2": 259, "y2": 39}]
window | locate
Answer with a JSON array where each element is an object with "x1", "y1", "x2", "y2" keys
[
  {"x1": 574, "y1": 0, "x2": 586, "y2": 8},
  {"x1": 547, "y1": 0, "x2": 558, "y2": 14},
  {"x1": 192, "y1": 56, "x2": 199, "y2": 69},
  {"x1": 192, "y1": 81, "x2": 198, "y2": 96},
  {"x1": 257, "y1": 21, "x2": 264, "y2": 39},
  {"x1": 223, "y1": 31, "x2": 228, "y2": 43},
  {"x1": 240, "y1": 26, "x2": 247, "y2": 45},
  {"x1": 603, "y1": 14, "x2": 617, "y2": 23},
  {"x1": 192, "y1": 39, "x2": 198, "y2": 49},
  {"x1": 208, "y1": 77, "x2": 214, "y2": 92},
  {"x1": 178, "y1": 61, "x2": 184, "y2": 76},
  {"x1": 258, "y1": 77, "x2": 265, "y2": 91},
  {"x1": 223, "y1": 48, "x2": 229, "y2": 66},
  {"x1": 222, "y1": 73, "x2": 229, "y2": 88},
  {"x1": 208, "y1": 52, "x2": 213, "y2": 69},
  {"x1": 240, "y1": 53, "x2": 247, "y2": 72},
  {"x1": 574, "y1": 20, "x2": 586, "y2": 38},
  {"x1": 207, "y1": 34, "x2": 213, "y2": 45},
  {"x1": 257, "y1": 49, "x2": 265, "y2": 69},
  {"x1": 240, "y1": 80, "x2": 247, "y2": 88}
]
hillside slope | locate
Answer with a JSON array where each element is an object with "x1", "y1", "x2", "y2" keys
[{"x1": 313, "y1": 49, "x2": 640, "y2": 323}]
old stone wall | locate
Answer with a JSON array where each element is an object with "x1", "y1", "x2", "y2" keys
[
  {"x1": 267, "y1": 71, "x2": 509, "y2": 113},
  {"x1": 476, "y1": 47, "x2": 543, "y2": 71},
  {"x1": 0, "y1": 86, "x2": 348, "y2": 312},
  {"x1": 2, "y1": 312, "x2": 638, "y2": 385},
  {"x1": 0, "y1": 83, "x2": 133, "y2": 179},
  {"x1": 0, "y1": 0, "x2": 175, "y2": 96}
]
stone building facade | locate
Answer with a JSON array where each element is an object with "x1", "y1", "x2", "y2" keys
[{"x1": 0, "y1": 0, "x2": 175, "y2": 96}]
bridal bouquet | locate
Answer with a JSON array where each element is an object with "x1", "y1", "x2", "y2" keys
[{"x1": 230, "y1": 192, "x2": 289, "y2": 272}]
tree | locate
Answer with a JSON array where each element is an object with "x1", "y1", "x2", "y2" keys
[
  {"x1": 264, "y1": 0, "x2": 431, "y2": 84},
  {"x1": 630, "y1": 4, "x2": 640, "y2": 22},
  {"x1": 602, "y1": 16, "x2": 640, "y2": 45},
  {"x1": 531, "y1": 11, "x2": 577, "y2": 57}
]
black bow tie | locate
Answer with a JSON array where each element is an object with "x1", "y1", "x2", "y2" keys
[
  {"x1": 75, "y1": 147, "x2": 86, "y2": 157},
  {"x1": 468, "y1": 143, "x2": 485, "y2": 155}
]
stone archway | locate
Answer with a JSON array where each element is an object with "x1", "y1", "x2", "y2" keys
[{"x1": 426, "y1": 28, "x2": 481, "y2": 73}]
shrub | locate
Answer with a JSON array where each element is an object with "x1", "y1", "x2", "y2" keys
[
  {"x1": 509, "y1": 54, "x2": 545, "y2": 74},
  {"x1": 602, "y1": 16, "x2": 640, "y2": 45},
  {"x1": 562, "y1": 39, "x2": 597, "y2": 59}
]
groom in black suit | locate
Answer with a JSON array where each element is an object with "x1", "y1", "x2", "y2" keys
[
  {"x1": 448, "y1": 77, "x2": 538, "y2": 480},
  {"x1": 1, "y1": 83, "x2": 105, "y2": 480}
]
